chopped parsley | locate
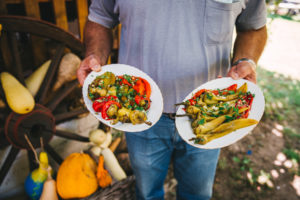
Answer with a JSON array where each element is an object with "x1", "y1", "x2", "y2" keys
[
  {"x1": 206, "y1": 93, "x2": 213, "y2": 100},
  {"x1": 228, "y1": 90, "x2": 235, "y2": 95},
  {"x1": 198, "y1": 118, "x2": 205, "y2": 125}
]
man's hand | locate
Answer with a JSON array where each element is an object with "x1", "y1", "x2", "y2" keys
[
  {"x1": 227, "y1": 61, "x2": 256, "y2": 83},
  {"x1": 77, "y1": 54, "x2": 102, "y2": 86}
]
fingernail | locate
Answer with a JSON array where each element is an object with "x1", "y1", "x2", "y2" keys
[
  {"x1": 91, "y1": 64, "x2": 101, "y2": 71},
  {"x1": 232, "y1": 72, "x2": 239, "y2": 80}
]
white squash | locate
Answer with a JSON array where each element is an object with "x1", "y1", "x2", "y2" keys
[
  {"x1": 89, "y1": 129, "x2": 107, "y2": 145},
  {"x1": 101, "y1": 148, "x2": 127, "y2": 181},
  {"x1": 52, "y1": 53, "x2": 81, "y2": 91},
  {"x1": 90, "y1": 146, "x2": 102, "y2": 157},
  {"x1": 100, "y1": 132, "x2": 112, "y2": 148}
]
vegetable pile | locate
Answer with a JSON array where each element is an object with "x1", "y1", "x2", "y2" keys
[
  {"x1": 176, "y1": 83, "x2": 258, "y2": 145},
  {"x1": 88, "y1": 72, "x2": 152, "y2": 125}
]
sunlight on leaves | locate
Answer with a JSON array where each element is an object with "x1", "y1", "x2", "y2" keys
[
  {"x1": 271, "y1": 169, "x2": 279, "y2": 179},
  {"x1": 291, "y1": 175, "x2": 300, "y2": 196},
  {"x1": 272, "y1": 128, "x2": 283, "y2": 137}
]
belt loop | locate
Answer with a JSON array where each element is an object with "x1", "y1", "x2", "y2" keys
[{"x1": 163, "y1": 113, "x2": 176, "y2": 120}]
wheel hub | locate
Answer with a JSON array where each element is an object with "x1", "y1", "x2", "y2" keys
[{"x1": 4, "y1": 104, "x2": 55, "y2": 149}]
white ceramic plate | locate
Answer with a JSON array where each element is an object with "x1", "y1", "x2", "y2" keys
[
  {"x1": 82, "y1": 64, "x2": 163, "y2": 132},
  {"x1": 175, "y1": 77, "x2": 265, "y2": 149}
]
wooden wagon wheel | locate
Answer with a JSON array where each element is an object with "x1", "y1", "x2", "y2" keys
[{"x1": 0, "y1": 15, "x2": 91, "y2": 187}]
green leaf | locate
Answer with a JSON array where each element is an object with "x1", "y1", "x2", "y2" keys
[{"x1": 233, "y1": 156, "x2": 240, "y2": 163}]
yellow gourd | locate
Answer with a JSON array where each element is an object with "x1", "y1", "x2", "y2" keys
[
  {"x1": 0, "y1": 72, "x2": 35, "y2": 114},
  {"x1": 25, "y1": 60, "x2": 51, "y2": 96},
  {"x1": 56, "y1": 153, "x2": 98, "y2": 199}
]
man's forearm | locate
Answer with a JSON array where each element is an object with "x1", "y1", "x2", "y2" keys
[
  {"x1": 232, "y1": 26, "x2": 267, "y2": 64},
  {"x1": 84, "y1": 20, "x2": 113, "y2": 65}
]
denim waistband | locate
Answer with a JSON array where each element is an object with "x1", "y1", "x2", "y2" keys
[{"x1": 163, "y1": 113, "x2": 176, "y2": 120}]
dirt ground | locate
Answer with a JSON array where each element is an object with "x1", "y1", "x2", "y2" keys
[{"x1": 163, "y1": 17, "x2": 300, "y2": 200}]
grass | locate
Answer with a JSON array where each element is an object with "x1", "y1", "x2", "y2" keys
[
  {"x1": 258, "y1": 67, "x2": 300, "y2": 167},
  {"x1": 257, "y1": 67, "x2": 300, "y2": 124}
]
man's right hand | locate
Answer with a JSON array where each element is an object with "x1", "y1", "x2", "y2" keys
[{"x1": 77, "y1": 54, "x2": 102, "y2": 86}]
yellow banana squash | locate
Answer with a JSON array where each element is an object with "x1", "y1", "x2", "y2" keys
[{"x1": 0, "y1": 72, "x2": 35, "y2": 114}]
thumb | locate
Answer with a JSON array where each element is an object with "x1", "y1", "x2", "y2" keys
[
  {"x1": 88, "y1": 56, "x2": 101, "y2": 72},
  {"x1": 228, "y1": 64, "x2": 252, "y2": 80}
]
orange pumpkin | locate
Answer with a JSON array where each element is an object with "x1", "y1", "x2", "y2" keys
[{"x1": 56, "y1": 153, "x2": 98, "y2": 199}]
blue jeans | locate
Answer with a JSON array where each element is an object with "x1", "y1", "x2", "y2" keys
[{"x1": 125, "y1": 114, "x2": 220, "y2": 200}]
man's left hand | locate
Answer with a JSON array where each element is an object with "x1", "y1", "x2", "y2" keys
[{"x1": 227, "y1": 61, "x2": 256, "y2": 83}]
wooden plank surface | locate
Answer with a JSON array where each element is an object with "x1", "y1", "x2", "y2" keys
[
  {"x1": 5, "y1": 0, "x2": 73, "y2": 3},
  {"x1": 52, "y1": 0, "x2": 68, "y2": 31},
  {"x1": 76, "y1": 0, "x2": 88, "y2": 41},
  {"x1": 24, "y1": 0, "x2": 46, "y2": 66},
  {"x1": 0, "y1": 1, "x2": 7, "y2": 15},
  {"x1": 24, "y1": 0, "x2": 40, "y2": 18}
]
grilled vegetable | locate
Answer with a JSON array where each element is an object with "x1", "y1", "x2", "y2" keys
[
  {"x1": 88, "y1": 72, "x2": 153, "y2": 125},
  {"x1": 177, "y1": 83, "x2": 256, "y2": 145}
]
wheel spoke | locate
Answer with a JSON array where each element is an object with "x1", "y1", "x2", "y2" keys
[
  {"x1": 0, "y1": 84, "x2": 6, "y2": 101},
  {"x1": 44, "y1": 144, "x2": 63, "y2": 165},
  {"x1": 0, "y1": 128, "x2": 10, "y2": 149},
  {"x1": 35, "y1": 44, "x2": 65, "y2": 104},
  {"x1": 8, "y1": 31, "x2": 25, "y2": 85},
  {"x1": 0, "y1": 146, "x2": 20, "y2": 186},
  {"x1": 46, "y1": 79, "x2": 79, "y2": 111},
  {"x1": 27, "y1": 150, "x2": 38, "y2": 171},
  {"x1": 55, "y1": 129, "x2": 89, "y2": 142},
  {"x1": 0, "y1": 112, "x2": 5, "y2": 121},
  {"x1": 54, "y1": 108, "x2": 88, "y2": 124}
]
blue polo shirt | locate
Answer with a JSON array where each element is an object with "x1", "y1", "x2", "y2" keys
[{"x1": 88, "y1": 0, "x2": 267, "y2": 112}]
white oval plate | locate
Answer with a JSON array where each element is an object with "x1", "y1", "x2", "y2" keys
[
  {"x1": 82, "y1": 64, "x2": 163, "y2": 132},
  {"x1": 175, "y1": 77, "x2": 265, "y2": 149}
]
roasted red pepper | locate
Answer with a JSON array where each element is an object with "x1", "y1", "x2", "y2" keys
[
  {"x1": 140, "y1": 78, "x2": 151, "y2": 98},
  {"x1": 212, "y1": 84, "x2": 237, "y2": 95},
  {"x1": 235, "y1": 93, "x2": 254, "y2": 118},
  {"x1": 192, "y1": 89, "x2": 206, "y2": 99},
  {"x1": 188, "y1": 99, "x2": 196, "y2": 106},
  {"x1": 133, "y1": 78, "x2": 145, "y2": 95},
  {"x1": 92, "y1": 96, "x2": 118, "y2": 113},
  {"x1": 135, "y1": 95, "x2": 151, "y2": 110},
  {"x1": 118, "y1": 75, "x2": 132, "y2": 86},
  {"x1": 102, "y1": 100, "x2": 121, "y2": 120},
  {"x1": 226, "y1": 84, "x2": 238, "y2": 91}
]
